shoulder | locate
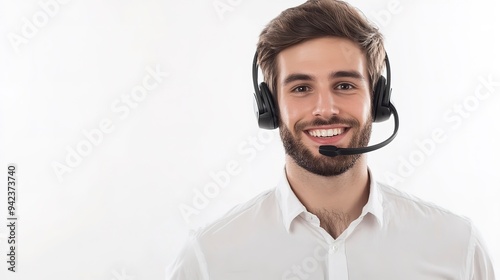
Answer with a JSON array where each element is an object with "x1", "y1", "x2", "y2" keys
[
  {"x1": 376, "y1": 181, "x2": 473, "y2": 232},
  {"x1": 191, "y1": 188, "x2": 285, "y2": 267},
  {"x1": 376, "y1": 182, "x2": 478, "y2": 267},
  {"x1": 195, "y1": 187, "x2": 279, "y2": 238},
  {"x1": 377, "y1": 181, "x2": 469, "y2": 219},
  {"x1": 376, "y1": 182, "x2": 498, "y2": 277},
  {"x1": 166, "y1": 188, "x2": 279, "y2": 279}
]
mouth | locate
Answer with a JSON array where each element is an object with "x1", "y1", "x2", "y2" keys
[
  {"x1": 307, "y1": 127, "x2": 346, "y2": 137},
  {"x1": 304, "y1": 127, "x2": 350, "y2": 145}
]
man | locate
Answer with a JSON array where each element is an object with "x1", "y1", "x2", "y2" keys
[{"x1": 167, "y1": 0, "x2": 495, "y2": 279}]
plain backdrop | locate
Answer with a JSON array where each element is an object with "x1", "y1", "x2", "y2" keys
[{"x1": 0, "y1": 0, "x2": 499, "y2": 279}]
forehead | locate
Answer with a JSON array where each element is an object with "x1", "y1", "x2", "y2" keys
[{"x1": 276, "y1": 37, "x2": 368, "y2": 81}]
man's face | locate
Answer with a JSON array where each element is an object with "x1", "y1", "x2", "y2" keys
[{"x1": 276, "y1": 37, "x2": 372, "y2": 176}]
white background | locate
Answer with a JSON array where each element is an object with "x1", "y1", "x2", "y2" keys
[{"x1": 0, "y1": 0, "x2": 499, "y2": 279}]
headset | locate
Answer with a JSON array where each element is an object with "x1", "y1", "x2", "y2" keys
[{"x1": 252, "y1": 50, "x2": 399, "y2": 157}]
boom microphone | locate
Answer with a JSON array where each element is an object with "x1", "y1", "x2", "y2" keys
[{"x1": 319, "y1": 103, "x2": 399, "y2": 157}]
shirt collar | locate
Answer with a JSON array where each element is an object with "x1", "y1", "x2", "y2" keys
[
  {"x1": 276, "y1": 167, "x2": 384, "y2": 233},
  {"x1": 362, "y1": 167, "x2": 384, "y2": 227},
  {"x1": 275, "y1": 169, "x2": 307, "y2": 233}
]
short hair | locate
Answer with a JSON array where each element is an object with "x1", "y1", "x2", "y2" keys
[{"x1": 256, "y1": 0, "x2": 386, "y2": 97}]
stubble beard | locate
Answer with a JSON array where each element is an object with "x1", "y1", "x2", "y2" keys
[{"x1": 280, "y1": 115, "x2": 372, "y2": 177}]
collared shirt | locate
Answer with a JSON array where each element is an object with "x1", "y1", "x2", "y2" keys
[{"x1": 166, "y1": 169, "x2": 495, "y2": 280}]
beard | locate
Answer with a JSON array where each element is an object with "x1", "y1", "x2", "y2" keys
[{"x1": 280, "y1": 115, "x2": 372, "y2": 177}]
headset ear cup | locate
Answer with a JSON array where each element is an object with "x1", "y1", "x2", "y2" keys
[
  {"x1": 256, "y1": 82, "x2": 279, "y2": 129},
  {"x1": 372, "y1": 76, "x2": 392, "y2": 122},
  {"x1": 253, "y1": 90, "x2": 265, "y2": 118}
]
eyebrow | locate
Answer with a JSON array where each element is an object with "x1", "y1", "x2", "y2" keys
[
  {"x1": 282, "y1": 70, "x2": 365, "y2": 86},
  {"x1": 330, "y1": 70, "x2": 365, "y2": 81}
]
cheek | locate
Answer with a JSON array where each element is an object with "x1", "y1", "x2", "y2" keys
[
  {"x1": 277, "y1": 93, "x2": 289, "y2": 124},
  {"x1": 278, "y1": 101, "x2": 292, "y2": 128},
  {"x1": 278, "y1": 95, "x2": 305, "y2": 128},
  {"x1": 361, "y1": 97, "x2": 372, "y2": 122},
  {"x1": 345, "y1": 96, "x2": 372, "y2": 123}
]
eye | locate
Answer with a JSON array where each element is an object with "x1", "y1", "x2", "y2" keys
[
  {"x1": 291, "y1": 85, "x2": 311, "y2": 93},
  {"x1": 335, "y1": 83, "x2": 355, "y2": 90}
]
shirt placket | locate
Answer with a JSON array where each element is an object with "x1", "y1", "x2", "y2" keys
[
  {"x1": 328, "y1": 239, "x2": 348, "y2": 280},
  {"x1": 305, "y1": 212, "x2": 350, "y2": 280}
]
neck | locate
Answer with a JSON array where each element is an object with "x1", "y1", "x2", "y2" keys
[{"x1": 285, "y1": 155, "x2": 370, "y2": 238}]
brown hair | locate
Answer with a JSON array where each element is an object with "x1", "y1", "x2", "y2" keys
[{"x1": 256, "y1": 0, "x2": 385, "y2": 96}]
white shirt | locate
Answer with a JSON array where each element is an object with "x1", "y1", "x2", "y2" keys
[{"x1": 166, "y1": 169, "x2": 495, "y2": 279}]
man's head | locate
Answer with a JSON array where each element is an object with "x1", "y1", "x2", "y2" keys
[{"x1": 256, "y1": 0, "x2": 386, "y2": 176}]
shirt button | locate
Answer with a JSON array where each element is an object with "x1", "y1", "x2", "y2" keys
[{"x1": 331, "y1": 244, "x2": 338, "y2": 253}]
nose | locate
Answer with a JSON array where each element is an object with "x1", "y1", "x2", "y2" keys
[{"x1": 312, "y1": 89, "x2": 339, "y2": 118}]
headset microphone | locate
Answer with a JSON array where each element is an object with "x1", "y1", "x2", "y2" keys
[{"x1": 318, "y1": 103, "x2": 398, "y2": 157}]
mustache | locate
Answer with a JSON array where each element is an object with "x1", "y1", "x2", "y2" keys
[{"x1": 295, "y1": 116, "x2": 359, "y2": 132}]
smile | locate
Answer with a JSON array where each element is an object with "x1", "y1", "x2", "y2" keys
[{"x1": 307, "y1": 128, "x2": 346, "y2": 138}]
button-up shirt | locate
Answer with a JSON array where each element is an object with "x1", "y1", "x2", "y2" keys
[{"x1": 166, "y1": 169, "x2": 495, "y2": 279}]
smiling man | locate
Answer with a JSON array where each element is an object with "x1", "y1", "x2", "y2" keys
[{"x1": 166, "y1": 1, "x2": 495, "y2": 279}]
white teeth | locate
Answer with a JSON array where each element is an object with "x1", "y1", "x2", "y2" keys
[{"x1": 308, "y1": 128, "x2": 345, "y2": 137}]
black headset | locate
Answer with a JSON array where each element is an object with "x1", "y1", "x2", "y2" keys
[{"x1": 252, "y1": 51, "x2": 394, "y2": 129}]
